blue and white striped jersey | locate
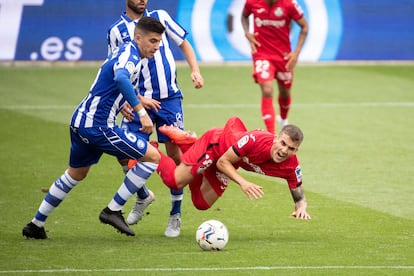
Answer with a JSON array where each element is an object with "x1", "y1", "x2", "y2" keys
[
  {"x1": 107, "y1": 9, "x2": 188, "y2": 100},
  {"x1": 71, "y1": 41, "x2": 142, "y2": 128}
]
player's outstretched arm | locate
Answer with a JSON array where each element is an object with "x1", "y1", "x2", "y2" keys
[
  {"x1": 290, "y1": 185, "x2": 311, "y2": 220},
  {"x1": 217, "y1": 148, "x2": 263, "y2": 200}
]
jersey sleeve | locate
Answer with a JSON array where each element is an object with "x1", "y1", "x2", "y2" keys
[
  {"x1": 286, "y1": 161, "x2": 303, "y2": 189},
  {"x1": 107, "y1": 19, "x2": 123, "y2": 55},
  {"x1": 113, "y1": 45, "x2": 141, "y2": 107},
  {"x1": 242, "y1": 0, "x2": 252, "y2": 16},
  {"x1": 231, "y1": 132, "x2": 256, "y2": 157},
  {"x1": 107, "y1": 15, "x2": 134, "y2": 55},
  {"x1": 154, "y1": 9, "x2": 188, "y2": 46},
  {"x1": 289, "y1": 0, "x2": 305, "y2": 21},
  {"x1": 114, "y1": 69, "x2": 139, "y2": 107},
  {"x1": 107, "y1": 28, "x2": 120, "y2": 55}
]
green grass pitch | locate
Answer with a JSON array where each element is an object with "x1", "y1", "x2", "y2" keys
[{"x1": 0, "y1": 63, "x2": 413, "y2": 275}]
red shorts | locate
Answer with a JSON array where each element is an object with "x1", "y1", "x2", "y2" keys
[
  {"x1": 187, "y1": 167, "x2": 231, "y2": 210},
  {"x1": 252, "y1": 58, "x2": 293, "y2": 88},
  {"x1": 181, "y1": 117, "x2": 247, "y2": 208},
  {"x1": 181, "y1": 128, "x2": 230, "y2": 198}
]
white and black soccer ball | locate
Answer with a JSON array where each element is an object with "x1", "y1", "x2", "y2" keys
[{"x1": 196, "y1": 220, "x2": 229, "y2": 251}]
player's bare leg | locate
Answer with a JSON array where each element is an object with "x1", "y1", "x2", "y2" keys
[{"x1": 199, "y1": 178, "x2": 220, "y2": 207}]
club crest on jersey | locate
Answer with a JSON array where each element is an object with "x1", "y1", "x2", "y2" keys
[
  {"x1": 274, "y1": 7, "x2": 283, "y2": 17},
  {"x1": 237, "y1": 135, "x2": 249, "y2": 148},
  {"x1": 137, "y1": 139, "x2": 146, "y2": 149}
]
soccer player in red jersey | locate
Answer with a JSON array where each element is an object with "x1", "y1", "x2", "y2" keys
[
  {"x1": 155, "y1": 117, "x2": 311, "y2": 220},
  {"x1": 241, "y1": 0, "x2": 309, "y2": 133}
]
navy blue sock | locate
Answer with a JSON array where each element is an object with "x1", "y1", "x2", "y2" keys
[
  {"x1": 137, "y1": 186, "x2": 149, "y2": 199},
  {"x1": 170, "y1": 188, "x2": 183, "y2": 215}
]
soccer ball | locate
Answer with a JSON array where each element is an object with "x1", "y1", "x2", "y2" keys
[{"x1": 195, "y1": 220, "x2": 229, "y2": 251}]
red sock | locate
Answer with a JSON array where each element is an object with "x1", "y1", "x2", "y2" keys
[
  {"x1": 157, "y1": 152, "x2": 180, "y2": 190},
  {"x1": 261, "y1": 97, "x2": 275, "y2": 133},
  {"x1": 278, "y1": 95, "x2": 291, "y2": 120}
]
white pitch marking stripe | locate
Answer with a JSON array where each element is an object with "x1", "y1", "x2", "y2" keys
[
  {"x1": 0, "y1": 266, "x2": 413, "y2": 273},
  {"x1": 1, "y1": 102, "x2": 414, "y2": 111},
  {"x1": 1, "y1": 105, "x2": 76, "y2": 110},
  {"x1": 186, "y1": 102, "x2": 414, "y2": 108}
]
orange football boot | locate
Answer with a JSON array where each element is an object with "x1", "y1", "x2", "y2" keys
[{"x1": 158, "y1": 125, "x2": 197, "y2": 145}]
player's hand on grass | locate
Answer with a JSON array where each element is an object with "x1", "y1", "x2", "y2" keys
[
  {"x1": 291, "y1": 200, "x2": 311, "y2": 220},
  {"x1": 291, "y1": 209, "x2": 311, "y2": 220}
]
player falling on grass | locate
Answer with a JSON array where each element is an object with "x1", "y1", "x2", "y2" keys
[
  {"x1": 107, "y1": 0, "x2": 204, "y2": 238},
  {"x1": 22, "y1": 17, "x2": 165, "y2": 239},
  {"x1": 154, "y1": 117, "x2": 311, "y2": 219},
  {"x1": 241, "y1": 0, "x2": 309, "y2": 133}
]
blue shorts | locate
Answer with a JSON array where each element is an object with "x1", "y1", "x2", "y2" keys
[
  {"x1": 121, "y1": 97, "x2": 184, "y2": 143},
  {"x1": 69, "y1": 126, "x2": 148, "y2": 168}
]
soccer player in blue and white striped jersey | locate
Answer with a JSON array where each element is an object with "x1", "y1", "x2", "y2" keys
[
  {"x1": 107, "y1": 0, "x2": 204, "y2": 238},
  {"x1": 22, "y1": 17, "x2": 166, "y2": 239}
]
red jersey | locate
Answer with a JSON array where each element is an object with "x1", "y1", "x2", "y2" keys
[
  {"x1": 181, "y1": 117, "x2": 302, "y2": 197},
  {"x1": 231, "y1": 130, "x2": 302, "y2": 189},
  {"x1": 243, "y1": 0, "x2": 304, "y2": 61}
]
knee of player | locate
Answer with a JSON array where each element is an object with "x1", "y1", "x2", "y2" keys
[
  {"x1": 143, "y1": 148, "x2": 160, "y2": 164},
  {"x1": 191, "y1": 196, "x2": 211, "y2": 210},
  {"x1": 67, "y1": 167, "x2": 89, "y2": 181},
  {"x1": 193, "y1": 202, "x2": 211, "y2": 211}
]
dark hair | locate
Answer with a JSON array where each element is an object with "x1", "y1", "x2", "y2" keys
[
  {"x1": 135, "y1": 16, "x2": 165, "y2": 35},
  {"x1": 280, "y1": 125, "x2": 304, "y2": 143}
]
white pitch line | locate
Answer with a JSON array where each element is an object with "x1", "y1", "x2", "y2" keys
[
  {"x1": 0, "y1": 266, "x2": 413, "y2": 274},
  {"x1": 186, "y1": 102, "x2": 414, "y2": 108},
  {"x1": 1, "y1": 102, "x2": 414, "y2": 111}
]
